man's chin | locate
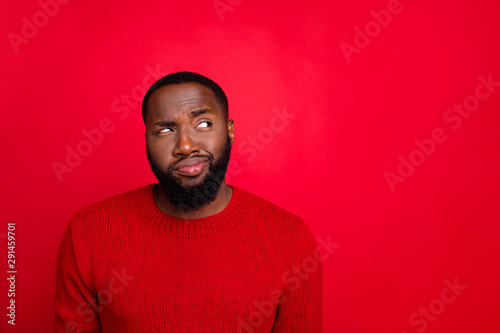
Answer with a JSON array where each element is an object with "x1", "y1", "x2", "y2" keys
[
  {"x1": 174, "y1": 176, "x2": 206, "y2": 189},
  {"x1": 161, "y1": 180, "x2": 222, "y2": 212}
]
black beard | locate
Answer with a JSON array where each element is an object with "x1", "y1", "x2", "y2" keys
[{"x1": 146, "y1": 136, "x2": 232, "y2": 212}]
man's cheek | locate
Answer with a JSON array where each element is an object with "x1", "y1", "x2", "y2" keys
[{"x1": 148, "y1": 154, "x2": 171, "y2": 176}]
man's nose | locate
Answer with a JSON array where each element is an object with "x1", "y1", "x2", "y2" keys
[{"x1": 173, "y1": 130, "x2": 200, "y2": 157}]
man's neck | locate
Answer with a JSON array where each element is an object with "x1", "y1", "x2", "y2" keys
[{"x1": 153, "y1": 183, "x2": 233, "y2": 219}]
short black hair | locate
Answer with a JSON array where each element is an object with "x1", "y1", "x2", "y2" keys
[{"x1": 142, "y1": 71, "x2": 228, "y2": 124}]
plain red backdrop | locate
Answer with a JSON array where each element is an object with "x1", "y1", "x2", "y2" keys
[{"x1": 1, "y1": 0, "x2": 500, "y2": 332}]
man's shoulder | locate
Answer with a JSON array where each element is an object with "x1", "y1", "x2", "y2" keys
[
  {"x1": 234, "y1": 185, "x2": 304, "y2": 224},
  {"x1": 71, "y1": 184, "x2": 153, "y2": 223},
  {"x1": 234, "y1": 186, "x2": 314, "y2": 250}
]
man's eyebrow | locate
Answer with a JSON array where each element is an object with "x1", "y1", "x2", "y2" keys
[
  {"x1": 188, "y1": 108, "x2": 215, "y2": 118},
  {"x1": 152, "y1": 109, "x2": 215, "y2": 127},
  {"x1": 153, "y1": 120, "x2": 176, "y2": 127}
]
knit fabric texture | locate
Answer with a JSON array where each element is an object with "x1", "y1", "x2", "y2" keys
[{"x1": 54, "y1": 184, "x2": 323, "y2": 332}]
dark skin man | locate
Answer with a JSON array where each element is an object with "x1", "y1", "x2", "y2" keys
[
  {"x1": 145, "y1": 82, "x2": 235, "y2": 219},
  {"x1": 55, "y1": 72, "x2": 323, "y2": 332}
]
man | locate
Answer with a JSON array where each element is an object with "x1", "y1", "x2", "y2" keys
[{"x1": 54, "y1": 72, "x2": 323, "y2": 332}]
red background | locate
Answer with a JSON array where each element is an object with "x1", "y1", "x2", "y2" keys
[{"x1": 1, "y1": 0, "x2": 500, "y2": 332}]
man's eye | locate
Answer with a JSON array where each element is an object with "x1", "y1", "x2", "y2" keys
[
  {"x1": 197, "y1": 121, "x2": 212, "y2": 128},
  {"x1": 159, "y1": 128, "x2": 173, "y2": 133}
]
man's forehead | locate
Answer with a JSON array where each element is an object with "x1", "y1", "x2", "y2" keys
[{"x1": 149, "y1": 83, "x2": 218, "y2": 112}]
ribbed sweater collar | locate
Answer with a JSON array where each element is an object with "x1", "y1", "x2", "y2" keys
[{"x1": 134, "y1": 184, "x2": 253, "y2": 239}]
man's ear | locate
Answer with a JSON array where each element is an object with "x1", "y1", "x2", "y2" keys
[{"x1": 227, "y1": 119, "x2": 235, "y2": 145}]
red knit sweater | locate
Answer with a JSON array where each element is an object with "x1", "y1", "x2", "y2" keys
[{"x1": 54, "y1": 184, "x2": 323, "y2": 332}]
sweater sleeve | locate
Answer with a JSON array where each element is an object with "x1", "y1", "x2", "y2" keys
[
  {"x1": 54, "y1": 218, "x2": 101, "y2": 332},
  {"x1": 271, "y1": 220, "x2": 323, "y2": 332}
]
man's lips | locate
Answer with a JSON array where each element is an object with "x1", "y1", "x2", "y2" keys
[{"x1": 173, "y1": 157, "x2": 209, "y2": 177}]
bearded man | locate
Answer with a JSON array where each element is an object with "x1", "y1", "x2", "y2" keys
[{"x1": 54, "y1": 72, "x2": 324, "y2": 332}]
